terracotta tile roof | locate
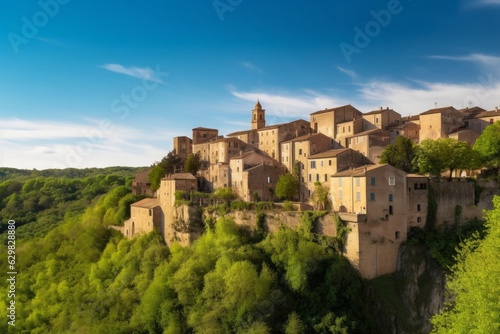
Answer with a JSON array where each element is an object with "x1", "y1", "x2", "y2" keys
[
  {"x1": 308, "y1": 148, "x2": 351, "y2": 159},
  {"x1": 162, "y1": 173, "x2": 196, "y2": 180},
  {"x1": 131, "y1": 198, "x2": 160, "y2": 208},
  {"x1": 310, "y1": 104, "x2": 360, "y2": 116},
  {"x1": 332, "y1": 164, "x2": 385, "y2": 177},
  {"x1": 419, "y1": 106, "x2": 457, "y2": 116}
]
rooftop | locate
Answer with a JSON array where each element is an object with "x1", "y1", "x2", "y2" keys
[
  {"x1": 420, "y1": 106, "x2": 458, "y2": 116},
  {"x1": 162, "y1": 173, "x2": 197, "y2": 180},
  {"x1": 309, "y1": 148, "x2": 351, "y2": 159},
  {"x1": 310, "y1": 104, "x2": 360, "y2": 116},
  {"x1": 332, "y1": 164, "x2": 387, "y2": 177},
  {"x1": 131, "y1": 198, "x2": 160, "y2": 208}
]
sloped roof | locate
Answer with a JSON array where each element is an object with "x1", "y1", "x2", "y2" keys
[
  {"x1": 332, "y1": 164, "x2": 388, "y2": 177},
  {"x1": 226, "y1": 129, "x2": 253, "y2": 137},
  {"x1": 310, "y1": 104, "x2": 360, "y2": 116},
  {"x1": 131, "y1": 198, "x2": 160, "y2": 208},
  {"x1": 162, "y1": 173, "x2": 196, "y2": 180},
  {"x1": 308, "y1": 148, "x2": 350, "y2": 159},
  {"x1": 363, "y1": 108, "x2": 397, "y2": 115},
  {"x1": 192, "y1": 127, "x2": 218, "y2": 131},
  {"x1": 420, "y1": 106, "x2": 457, "y2": 116},
  {"x1": 345, "y1": 128, "x2": 388, "y2": 138}
]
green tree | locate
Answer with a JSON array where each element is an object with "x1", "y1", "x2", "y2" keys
[
  {"x1": 380, "y1": 135, "x2": 417, "y2": 173},
  {"x1": 213, "y1": 187, "x2": 236, "y2": 205},
  {"x1": 275, "y1": 173, "x2": 298, "y2": 201},
  {"x1": 416, "y1": 138, "x2": 476, "y2": 179},
  {"x1": 184, "y1": 152, "x2": 201, "y2": 175},
  {"x1": 431, "y1": 196, "x2": 500, "y2": 333},
  {"x1": 312, "y1": 182, "x2": 330, "y2": 210},
  {"x1": 473, "y1": 120, "x2": 500, "y2": 168},
  {"x1": 284, "y1": 312, "x2": 305, "y2": 334},
  {"x1": 148, "y1": 150, "x2": 182, "y2": 191}
]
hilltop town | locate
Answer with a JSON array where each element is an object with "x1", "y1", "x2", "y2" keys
[{"x1": 115, "y1": 102, "x2": 500, "y2": 279}]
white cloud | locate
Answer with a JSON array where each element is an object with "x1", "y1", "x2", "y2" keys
[
  {"x1": 429, "y1": 53, "x2": 500, "y2": 68},
  {"x1": 337, "y1": 66, "x2": 358, "y2": 81},
  {"x1": 466, "y1": 0, "x2": 500, "y2": 7},
  {"x1": 101, "y1": 64, "x2": 166, "y2": 83},
  {"x1": 230, "y1": 89, "x2": 348, "y2": 120},
  {"x1": 0, "y1": 118, "x2": 180, "y2": 169},
  {"x1": 240, "y1": 61, "x2": 263, "y2": 73}
]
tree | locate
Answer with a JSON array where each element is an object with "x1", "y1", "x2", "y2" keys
[
  {"x1": 284, "y1": 312, "x2": 305, "y2": 334},
  {"x1": 148, "y1": 150, "x2": 182, "y2": 191},
  {"x1": 184, "y1": 152, "x2": 201, "y2": 175},
  {"x1": 312, "y1": 182, "x2": 330, "y2": 210},
  {"x1": 473, "y1": 121, "x2": 500, "y2": 169},
  {"x1": 416, "y1": 138, "x2": 476, "y2": 179},
  {"x1": 431, "y1": 196, "x2": 500, "y2": 333},
  {"x1": 275, "y1": 173, "x2": 299, "y2": 201},
  {"x1": 380, "y1": 136, "x2": 417, "y2": 173},
  {"x1": 213, "y1": 187, "x2": 236, "y2": 205}
]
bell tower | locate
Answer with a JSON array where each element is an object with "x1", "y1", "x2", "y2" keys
[{"x1": 251, "y1": 100, "x2": 266, "y2": 130}]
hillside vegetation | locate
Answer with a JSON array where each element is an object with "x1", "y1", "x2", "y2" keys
[{"x1": 0, "y1": 168, "x2": 374, "y2": 333}]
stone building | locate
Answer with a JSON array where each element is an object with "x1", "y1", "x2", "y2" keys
[
  {"x1": 419, "y1": 106, "x2": 464, "y2": 142},
  {"x1": 386, "y1": 115, "x2": 420, "y2": 143},
  {"x1": 131, "y1": 168, "x2": 154, "y2": 197},
  {"x1": 122, "y1": 198, "x2": 161, "y2": 238},
  {"x1": 173, "y1": 136, "x2": 193, "y2": 161},
  {"x1": 407, "y1": 174, "x2": 429, "y2": 231},
  {"x1": 345, "y1": 129, "x2": 390, "y2": 163},
  {"x1": 310, "y1": 104, "x2": 363, "y2": 144},
  {"x1": 331, "y1": 164, "x2": 408, "y2": 279},
  {"x1": 362, "y1": 107, "x2": 402, "y2": 131}
]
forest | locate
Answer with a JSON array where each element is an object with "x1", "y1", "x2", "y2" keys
[{"x1": 0, "y1": 166, "x2": 498, "y2": 333}]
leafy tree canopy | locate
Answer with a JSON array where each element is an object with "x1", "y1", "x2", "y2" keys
[
  {"x1": 148, "y1": 150, "x2": 183, "y2": 191},
  {"x1": 473, "y1": 120, "x2": 500, "y2": 168},
  {"x1": 184, "y1": 152, "x2": 201, "y2": 175},
  {"x1": 275, "y1": 173, "x2": 299, "y2": 201},
  {"x1": 380, "y1": 135, "x2": 418, "y2": 173}
]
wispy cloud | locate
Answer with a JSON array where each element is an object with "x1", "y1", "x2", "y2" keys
[
  {"x1": 465, "y1": 0, "x2": 500, "y2": 7},
  {"x1": 240, "y1": 61, "x2": 263, "y2": 73},
  {"x1": 337, "y1": 66, "x2": 358, "y2": 81},
  {"x1": 230, "y1": 89, "x2": 348, "y2": 120},
  {"x1": 0, "y1": 118, "x2": 178, "y2": 169},
  {"x1": 429, "y1": 53, "x2": 500, "y2": 67},
  {"x1": 101, "y1": 63, "x2": 165, "y2": 83}
]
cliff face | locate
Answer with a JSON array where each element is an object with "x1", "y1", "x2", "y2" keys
[{"x1": 369, "y1": 243, "x2": 448, "y2": 333}]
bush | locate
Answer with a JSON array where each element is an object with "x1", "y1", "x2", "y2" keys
[
  {"x1": 230, "y1": 200, "x2": 250, "y2": 211},
  {"x1": 256, "y1": 202, "x2": 274, "y2": 211},
  {"x1": 283, "y1": 201, "x2": 295, "y2": 211}
]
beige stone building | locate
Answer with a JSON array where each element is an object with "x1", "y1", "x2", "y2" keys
[
  {"x1": 209, "y1": 137, "x2": 248, "y2": 164},
  {"x1": 386, "y1": 115, "x2": 420, "y2": 143},
  {"x1": 131, "y1": 168, "x2": 154, "y2": 197},
  {"x1": 310, "y1": 105, "x2": 363, "y2": 143},
  {"x1": 419, "y1": 106, "x2": 464, "y2": 142},
  {"x1": 407, "y1": 175, "x2": 428, "y2": 231},
  {"x1": 280, "y1": 133, "x2": 333, "y2": 200},
  {"x1": 123, "y1": 198, "x2": 161, "y2": 238},
  {"x1": 362, "y1": 107, "x2": 402, "y2": 131},
  {"x1": 229, "y1": 151, "x2": 282, "y2": 201},
  {"x1": 331, "y1": 164, "x2": 407, "y2": 279},
  {"x1": 173, "y1": 136, "x2": 193, "y2": 161},
  {"x1": 307, "y1": 148, "x2": 366, "y2": 197},
  {"x1": 345, "y1": 129, "x2": 390, "y2": 163}
]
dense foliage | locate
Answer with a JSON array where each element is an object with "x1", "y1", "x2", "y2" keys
[
  {"x1": 275, "y1": 173, "x2": 299, "y2": 201},
  {"x1": 431, "y1": 196, "x2": 500, "y2": 333},
  {"x1": 148, "y1": 151, "x2": 183, "y2": 192},
  {"x1": 380, "y1": 135, "x2": 418, "y2": 173},
  {"x1": 473, "y1": 120, "x2": 500, "y2": 169},
  {"x1": 0, "y1": 169, "x2": 373, "y2": 333}
]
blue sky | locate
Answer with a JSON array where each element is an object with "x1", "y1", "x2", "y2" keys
[{"x1": 1, "y1": 0, "x2": 500, "y2": 169}]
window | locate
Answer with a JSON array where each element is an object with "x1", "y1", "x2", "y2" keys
[
  {"x1": 370, "y1": 193, "x2": 375, "y2": 201},
  {"x1": 329, "y1": 160, "x2": 332, "y2": 166},
  {"x1": 149, "y1": 209, "x2": 152, "y2": 216},
  {"x1": 389, "y1": 194, "x2": 393, "y2": 202},
  {"x1": 417, "y1": 204, "x2": 421, "y2": 211},
  {"x1": 356, "y1": 192, "x2": 360, "y2": 201},
  {"x1": 309, "y1": 174, "x2": 312, "y2": 182},
  {"x1": 338, "y1": 178, "x2": 343, "y2": 186},
  {"x1": 236, "y1": 167, "x2": 239, "y2": 172},
  {"x1": 267, "y1": 177, "x2": 271, "y2": 183},
  {"x1": 343, "y1": 127, "x2": 345, "y2": 133},
  {"x1": 388, "y1": 176, "x2": 395, "y2": 186},
  {"x1": 420, "y1": 183, "x2": 427, "y2": 190},
  {"x1": 311, "y1": 161, "x2": 316, "y2": 169},
  {"x1": 376, "y1": 117, "x2": 379, "y2": 123},
  {"x1": 417, "y1": 217, "x2": 422, "y2": 223},
  {"x1": 320, "y1": 160, "x2": 324, "y2": 167},
  {"x1": 414, "y1": 183, "x2": 418, "y2": 190},
  {"x1": 253, "y1": 114, "x2": 256, "y2": 120},
  {"x1": 260, "y1": 114, "x2": 263, "y2": 120},
  {"x1": 370, "y1": 177, "x2": 376, "y2": 186},
  {"x1": 355, "y1": 178, "x2": 360, "y2": 186},
  {"x1": 389, "y1": 205, "x2": 393, "y2": 215},
  {"x1": 348, "y1": 126, "x2": 351, "y2": 132},
  {"x1": 395, "y1": 231, "x2": 400, "y2": 240},
  {"x1": 299, "y1": 149, "x2": 302, "y2": 155},
  {"x1": 316, "y1": 174, "x2": 319, "y2": 182},
  {"x1": 324, "y1": 174, "x2": 328, "y2": 182},
  {"x1": 338, "y1": 190, "x2": 343, "y2": 200}
]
